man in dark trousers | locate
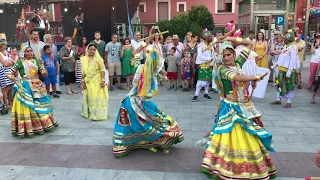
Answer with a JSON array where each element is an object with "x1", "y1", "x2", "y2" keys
[{"x1": 72, "y1": 12, "x2": 84, "y2": 45}]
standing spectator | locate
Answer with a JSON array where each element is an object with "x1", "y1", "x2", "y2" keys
[
  {"x1": 166, "y1": 47, "x2": 179, "y2": 91},
  {"x1": 270, "y1": 34, "x2": 285, "y2": 85},
  {"x1": 105, "y1": 33, "x2": 124, "y2": 91},
  {"x1": 31, "y1": 9, "x2": 48, "y2": 41},
  {"x1": 253, "y1": 32, "x2": 268, "y2": 68},
  {"x1": 309, "y1": 34, "x2": 320, "y2": 89},
  {"x1": 75, "y1": 36, "x2": 87, "y2": 85},
  {"x1": 268, "y1": 30, "x2": 280, "y2": 81},
  {"x1": 167, "y1": 34, "x2": 184, "y2": 87},
  {"x1": 184, "y1": 32, "x2": 192, "y2": 44},
  {"x1": 60, "y1": 37, "x2": 77, "y2": 95},
  {"x1": 131, "y1": 31, "x2": 144, "y2": 64},
  {"x1": 163, "y1": 36, "x2": 172, "y2": 70},
  {"x1": 72, "y1": 13, "x2": 84, "y2": 45},
  {"x1": 185, "y1": 35, "x2": 198, "y2": 88},
  {"x1": 43, "y1": 33, "x2": 61, "y2": 94},
  {"x1": 42, "y1": 45, "x2": 59, "y2": 98},
  {"x1": 22, "y1": 30, "x2": 46, "y2": 61},
  {"x1": 294, "y1": 26, "x2": 304, "y2": 40},
  {"x1": 181, "y1": 50, "x2": 191, "y2": 91},
  {"x1": 294, "y1": 33, "x2": 306, "y2": 89},
  {"x1": 0, "y1": 39, "x2": 15, "y2": 108},
  {"x1": 76, "y1": 36, "x2": 87, "y2": 58},
  {"x1": 311, "y1": 62, "x2": 320, "y2": 104},
  {"x1": 246, "y1": 30, "x2": 256, "y2": 43},
  {"x1": 120, "y1": 38, "x2": 135, "y2": 90},
  {"x1": 213, "y1": 31, "x2": 223, "y2": 43},
  {"x1": 90, "y1": 31, "x2": 106, "y2": 59}
]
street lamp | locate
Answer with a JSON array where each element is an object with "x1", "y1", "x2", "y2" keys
[
  {"x1": 0, "y1": 9, "x2": 3, "y2": 13},
  {"x1": 64, "y1": 7, "x2": 68, "y2": 12}
]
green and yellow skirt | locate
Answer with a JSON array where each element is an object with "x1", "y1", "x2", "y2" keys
[
  {"x1": 201, "y1": 99, "x2": 277, "y2": 179},
  {"x1": 11, "y1": 80, "x2": 58, "y2": 137}
]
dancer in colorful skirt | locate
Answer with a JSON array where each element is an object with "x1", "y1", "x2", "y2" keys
[
  {"x1": 112, "y1": 31, "x2": 184, "y2": 158},
  {"x1": 201, "y1": 36, "x2": 277, "y2": 179},
  {"x1": 270, "y1": 30, "x2": 300, "y2": 108},
  {"x1": 6, "y1": 46, "x2": 58, "y2": 138}
]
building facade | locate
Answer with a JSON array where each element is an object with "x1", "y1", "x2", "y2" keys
[
  {"x1": 136, "y1": 0, "x2": 239, "y2": 28},
  {"x1": 237, "y1": 0, "x2": 298, "y2": 40}
]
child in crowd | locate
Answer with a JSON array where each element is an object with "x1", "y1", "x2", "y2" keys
[
  {"x1": 181, "y1": 50, "x2": 191, "y2": 91},
  {"x1": 9, "y1": 46, "x2": 19, "y2": 62},
  {"x1": 42, "y1": 45, "x2": 59, "y2": 98},
  {"x1": 165, "y1": 47, "x2": 179, "y2": 91}
]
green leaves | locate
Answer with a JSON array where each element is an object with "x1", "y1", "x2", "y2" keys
[{"x1": 157, "y1": 5, "x2": 214, "y2": 40}]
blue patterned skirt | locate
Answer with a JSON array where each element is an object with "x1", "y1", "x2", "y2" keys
[{"x1": 112, "y1": 96, "x2": 184, "y2": 157}]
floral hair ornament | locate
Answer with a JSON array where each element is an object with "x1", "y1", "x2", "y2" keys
[
  {"x1": 225, "y1": 21, "x2": 235, "y2": 36},
  {"x1": 233, "y1": 29, "x2": 245, "y2": 38}
]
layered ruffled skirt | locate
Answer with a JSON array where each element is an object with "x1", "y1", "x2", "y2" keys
[
  {"x1": 11, "y1": 80, "x2": 58, "y2": 137},
  {"x1": 113, "y1": 96, "x2": 184, "y2": 158},
  {"x1": 201, "y1": 99, "x2": 277, "y2": 179}
]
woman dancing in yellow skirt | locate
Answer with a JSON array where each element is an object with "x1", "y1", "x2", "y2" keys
[
  {"x1": 201, "y1": 36, "x2": 276, "y2": 179},
  {"x1": 7, "y1": 46, "x2": 58, "y2": 138}
]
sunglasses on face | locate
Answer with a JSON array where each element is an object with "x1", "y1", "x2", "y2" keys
[{"x1": 223, "y1": 53, "x2": 233, "y2": 58}]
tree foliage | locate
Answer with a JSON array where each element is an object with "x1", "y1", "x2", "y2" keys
[{"x1": 157, "y1": 5, "x2": 214, "y2": 39}]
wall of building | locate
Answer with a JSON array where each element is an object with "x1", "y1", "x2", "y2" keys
[{"x1": 138, "y1": 0, "x2": 238, "y2": 27}]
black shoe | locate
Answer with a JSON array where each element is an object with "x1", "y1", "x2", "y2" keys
[
  {"x1": 192, "y1": 96, "x2": 198, "y2": 102},
  {"x1": 182, "y1": 88, "x2": 187, "y2": 92},
  {"x1": 56, "y1": 91, "x2": 62, "y2": 94},
  {"x1": 173, "y1": 86, "x2": 177, "y2": 91},
  {"x1": 49, "y1": 92, "x2": 53, "y2": 95},
  {"x1": 204, "y1": 94, "x2": 212, "y2": 100},
  {"x1": 187, "y1": 88, "x2": 191, "y2": 91},
  {"x1": 0, "y1": 104, "x2": 8, "y2": 115},
  {"x1": 53, "y1": 94, "x2": 60, "y2": 98}
]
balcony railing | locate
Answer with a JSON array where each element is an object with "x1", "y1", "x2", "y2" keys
[
  {"x1": 253, "y1": 0, "x2": 286, "y2": 11},
  {"x1": 239, "y1": 0, "x2": 290, "y2": 14}
]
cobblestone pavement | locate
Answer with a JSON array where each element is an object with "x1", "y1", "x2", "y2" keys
[{"x1": 0, "y1": 57, "x2": 319, "y2": 180}]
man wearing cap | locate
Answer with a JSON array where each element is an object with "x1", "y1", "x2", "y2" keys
[
  {"x1": 192, "y1": 31, "x2": 213, "y2": 102},
  {"x1": 167, "y1": 34, "x2": 184, "y2": 87},
  {"x1": 270, "y1": 30, "x2": 300, "y2": 108}
]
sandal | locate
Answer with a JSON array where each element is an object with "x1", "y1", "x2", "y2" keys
[
  {"x1": 66, "y1": 91, "x2": 73, "y2": 95},
  {"x1": 149, "y1": 147, "x2": 157, "y2": 153},
  {"x1": 283, "y1": 103, "x2": 292, "y2": 108},
  {"x1": 163, "y1": 148, "x2": 171, "y2": 155},
  {"x1": 311, "y1": 100, "x2": 316, "y2": 104},
  {"x1": 270, "y1": 101, "x2": 281, "y2": 105}
]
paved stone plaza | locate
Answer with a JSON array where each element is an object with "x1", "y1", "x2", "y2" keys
[{"x1": 0, "y1": 58, "x2": 319, "y2": 180}]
